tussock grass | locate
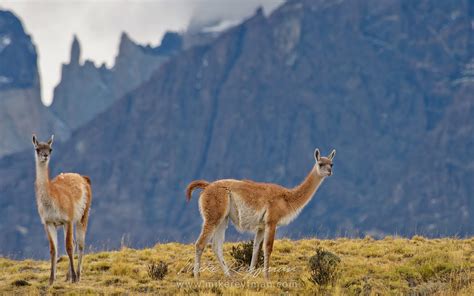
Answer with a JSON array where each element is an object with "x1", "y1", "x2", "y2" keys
[
  {"x1": 229, "y1": 240, "x2": 264, "y2": 268},
  {"x1": 147, "y1": 261, "x2": 168, "y2": 280},
  {"x1": 0, "y1": 237, "x2": 472, "y2": 295}
]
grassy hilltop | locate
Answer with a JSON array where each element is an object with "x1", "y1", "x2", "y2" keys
[{"x1": 0, "y1": 237, "x2": 473, "y2": 295}]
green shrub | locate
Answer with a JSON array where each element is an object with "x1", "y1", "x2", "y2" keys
[
  {"x1": 147, "y1": 261, "x2": 168, "y2": 280},
  {"x1": 230, "y1": 241, "x2": 263, "y2": 268},
  {"x1": 308, "y1": 248, "x2": 341, "y2": 286},
  {"x1": 11, "y1": 279, "x2": 30, "y2": 287}
]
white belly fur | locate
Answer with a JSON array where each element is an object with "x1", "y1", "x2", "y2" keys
[{"x1": 229, "y1": 193, "x2": 265, "y2": 233}]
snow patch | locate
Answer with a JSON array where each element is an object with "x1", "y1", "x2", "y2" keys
[
  {"x1": 453, "y1": 59, "x2": 474, "y2": 85},
  {"x1": 16, "y1": 225, "x2": 28, "y2": 235},
  {"x1": 0, "y1": 35, "x2": 12, "y2": 52},
  {"x1": 450, "y1": 10, "x2": 461, "y2": 21},
  {"x1": 201, "y1": 19, "x2": 240, "y2": 33},
  {"x1": 0, "y1": 76, "x2": 12, "y2": 84}
]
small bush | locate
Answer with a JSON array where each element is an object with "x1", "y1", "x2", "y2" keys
[
  {"x1": 147, "y1": 261, "x2": 168, "y2": 280},
  {"x1": 308, "y1": 248, "x2": 341, "y2": 286},
  {"x1": 230, "y1": 241, "x2": 263, "y2": 268},
  {"x1": 11, "y1": 279, "x2": 30, "y2": 287}
]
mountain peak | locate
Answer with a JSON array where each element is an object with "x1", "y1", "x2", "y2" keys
[
  {"x1": 158, "y1": 31, "x2": 183, "y2": 53},
  {"x1": 119, "y1": 32, "x2": 136, "y2": 49},
  {"x1": 116, "y1": 32, "x2": 141, "y2": 62},
  {"x1": 0, "y1": 10, "x2": 25, "y2": 36},
  {"x1": 70, "y1": 35, "x2": 81, "y2": 65},
  {"x1": 0, "y1": 9, "x2": 38, "y2": 90}
]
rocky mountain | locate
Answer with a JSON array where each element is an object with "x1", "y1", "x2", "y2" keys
[
  {"x1": 0, "y1": 0, "x2": 472, "y2": 258},
  {"x1": 0, "y1": 10, "x2": 69, "y2": 158},
  {"x1": 49, "y1": 32, "x2": 183, "y2": 130}
]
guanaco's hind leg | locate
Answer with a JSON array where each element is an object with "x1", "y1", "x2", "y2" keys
[
  {"x1": 212, "y1": 216, "x2": 230, "y2": 276},
  {"x1": 194, "y1": 222, "x2": 216, "y2": 279},
  {"x1": 62, "y1": 225, "x2": 75, "y2": 282},
  {"x1": 65, "y1": 222, "x2": 77, "y2": 282},
  {"x1": 249, "y1": 227, "x2": 265, "y2": 272},
  {"x1": 45, "y1": 224, "x2": 58, "y2": 285},
  {"x1": 76, "y1": 204, "x2": 90, "y2": 282},
  {"x1": 194, "y1": 186, "x2": 229, "y2": 279}
]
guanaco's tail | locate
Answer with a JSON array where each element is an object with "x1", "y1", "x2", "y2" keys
[
  {"x1": 186, "y1": 180, "x2": 209, "y2": 202},
  {"x1": 82, "y1": 175, "x2": 91, "y2": 185},
  {"x1": 81, "y1": 175, "x2": 92, "y2": 228}
]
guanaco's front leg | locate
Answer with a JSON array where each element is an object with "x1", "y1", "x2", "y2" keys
[
  {"x1": 263, "y1": 223, "x2": 276, "y2": 280},
  {"x1": 45, "y1": 224, "x2": 58, "y2": 285}
]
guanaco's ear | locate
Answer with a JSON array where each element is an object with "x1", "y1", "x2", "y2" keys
[
  {"x1": 47, "y1": 135, "x2": 54, "y2": 146},
  {"x1": 328, "y1": 149, "x2": 336, "y2": 160},
  {"x1": 314, "y1": 148, "x2": 321, "y2": 161},
  {"x1": 32, "y1": 134, "x2": 38, "y2": 147}
]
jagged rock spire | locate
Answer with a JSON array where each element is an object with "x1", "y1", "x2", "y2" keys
[
  {"x1": 118, "y1": 32, "x2": 136, "y2": 55},
  {"x1": 70, "y1": 35, "x2": 80, "y2": 65}
]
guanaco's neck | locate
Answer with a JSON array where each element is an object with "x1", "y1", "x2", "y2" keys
[
  {"x1": 35, "y1": 160, "x2": 50, "y2": 189},
  {"x1": 288, "y1": 164, "x2": 324, "y2": 210}
]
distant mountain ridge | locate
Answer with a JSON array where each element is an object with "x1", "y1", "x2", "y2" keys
[
  {"x1": 49, "y1": 27, "x2": 220, "y2": 131},
  {"x1": 49, "y1": 32, "x2": 183, "y2": 130},
  {"x1": 0, "y1": 0, "x2": 472, "y2": 258},
  {"x1": 0, "y1": 10, "x2": 69, "y2": 158},
  {"x1": 0, "y1": 10, "x2": 213, "y2": 157}
]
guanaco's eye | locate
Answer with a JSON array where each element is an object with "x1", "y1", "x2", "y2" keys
[
  {"x1": 35, "y1": 148, "x2": 40, "y2": 152},
  {"x1": 49, "y1": 149, "x2": 53, "y2": 153}
]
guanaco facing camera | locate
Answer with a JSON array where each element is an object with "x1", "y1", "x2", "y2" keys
[{"x1": 32, "y1": 135, "x2": 92, "y2": 285}]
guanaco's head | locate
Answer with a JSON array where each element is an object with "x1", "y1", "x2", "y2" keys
[
  {"x1": 314, "y1": 148, "x2": 336, "y2": 177},
  {"x1": 32, "y1": 134, "x2": 54, "y2": 164}
]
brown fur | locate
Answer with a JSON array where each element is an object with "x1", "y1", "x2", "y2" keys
[
  {"x1": 188, "y1": 148, "x2": 335, "y2": 279},
  {"x1": 186, "y1": 180, "x2": 209, "y2": 201},
  {"x1": 32, "y1": 135, "x2": 92, "y2": 285},
  {"x1": 80, "y1": 177, "x2": 92, "y2": 228},
  {"x1": 38, "y1": 173, "x2": 91, "y2": 222}
]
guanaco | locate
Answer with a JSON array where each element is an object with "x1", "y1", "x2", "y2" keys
[
  {"x1": 32, "y1": 135, "x2": 92, "y2": 285},
  {"x1": 187, "y1": 148, "x2": 336, "y2": 279}
]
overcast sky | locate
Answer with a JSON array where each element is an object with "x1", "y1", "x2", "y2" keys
[{"x1": 0, "y1": 0, "x2": 283, "y2": 106}]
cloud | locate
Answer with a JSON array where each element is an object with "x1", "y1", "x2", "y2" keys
[
  {"x1": 188, "y1": 0, "x2": 283, "y2": 30},
  {"x1": 1, "y1": 0, "x2": 283, "y2": 106}
]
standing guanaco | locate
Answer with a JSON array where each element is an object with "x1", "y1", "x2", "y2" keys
[
  {"x1": 32, "y1": 135, "x2": 92, "y2": 285},
  {"x1": 187, "y1": 148, "x2": 335, "y2": 279}
]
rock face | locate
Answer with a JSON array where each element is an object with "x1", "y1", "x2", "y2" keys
[
  {"x1": 49, "y1": 32, "x2": 183, "y2": 130},
  {"x1": 0, "y1": 10, "x2": 69, "y2": 158},
  {"x1": 0, "y1": 0, "x2": 472, "y2": 258},
  {"x1": 0, "y1": 11, "x2": 36, "y2": 90}
]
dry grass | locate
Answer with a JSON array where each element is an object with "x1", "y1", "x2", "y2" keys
[{"x1": 0, "y1": 237, "x2": 472, "y2": 295}]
